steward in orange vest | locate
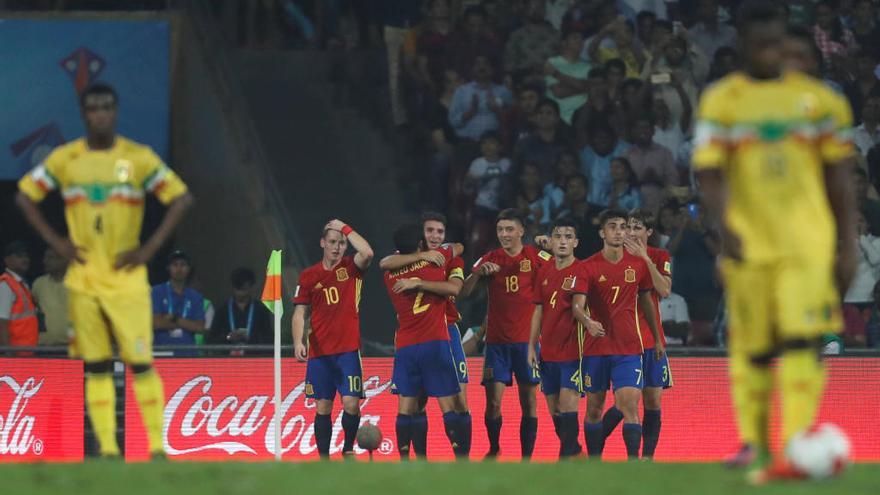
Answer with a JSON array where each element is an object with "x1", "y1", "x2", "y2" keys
[{"x1": 0, "y1": 241, "x2": 37, "y2": 348}]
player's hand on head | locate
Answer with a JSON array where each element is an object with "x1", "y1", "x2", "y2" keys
[
  {"x1": 114, "y1": 246, "x2": 154, "y2": 271},
  {"x1": 294, "y1": 343, "x2": 308, "y2": 362},
  {"x1": 419, "y1": 250, "x2": 446, "y2": 267},
  {"x1": 52, "y1": 237, "x2": 86, "y2": 264},
  {"x1": 325, "y1": 219, "x2": 346, "y2": 232},
  {"x1": 392, "y1": 278, "x2": 421, "y2": 293}
]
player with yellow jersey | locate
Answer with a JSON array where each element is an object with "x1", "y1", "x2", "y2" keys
[
  {"x1": 693, "y1": 4, "x2": 857, "y2": 482},
  {"x1": 16, "y1": 83, "x2": 193, "y2": 458}
]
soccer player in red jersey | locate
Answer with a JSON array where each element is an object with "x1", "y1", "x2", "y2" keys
[
  {"x1": 383, "y1": 223, "x2": 471, "y2": 460},
  {"x1": 527, "y1": 218, "x2": 604, "y2": 458},
  {"x1": 291, "y1": 219, "x2": 374, "y2": 459},
  {"x1": 379, "y1": 212, "x2": 469, "y2": 459},
  {"x1": 460, "y1": 208, "x2": 552, "y2": 459},
  {"x1": 581, "y1": 209, "x2": 663, "y2": 460},
  {"x1": 599, "y1": 209, "x2": 674, "y2": 459}
]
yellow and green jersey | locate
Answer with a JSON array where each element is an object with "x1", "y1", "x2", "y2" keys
[
  {"x1": 18, "y1": 136, "x2": 187, "y2": 295},
  {"x1": 692, "y1": 71, "x2": 855, "y2": 264}
]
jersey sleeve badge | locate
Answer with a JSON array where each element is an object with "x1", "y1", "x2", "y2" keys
[
  {"x1": 663, "y1": 261, "x2": 672, "y2": 275},
  {"x1": 538, "y1": 250, "x2": 552, "y2": 261}
]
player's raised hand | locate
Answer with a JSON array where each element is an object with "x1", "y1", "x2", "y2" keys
[
  {"x1": 393, "y1": 277, "x2": 422, "y2": 293},
  {"x1": 477, "y1": 262, "x2": 501, "y2": 276},
  {"x1": 115, "y1": 246, "x2": 154, "y2": 271},
  {"x1": 585, "y1": 318, "x2": 605, "y2": 337},
  {"x1": 294, "y1": 342, "x2": 308, "y2": 362},
  {"x1": 51, "y1": 237, "x2": 86, "y2": 264},
  {"x1": 325, "y1": 219, "x2": 347, "y2": 232},
  {"x1": 624, "y1": 237, "x2": 648, "y2": 260},
  {"x1": 654, "y1": 342, "x2": 666, "y2": 360},
  {"x1": 418, "y1": 250, "x2": 446, "y2": 267}
]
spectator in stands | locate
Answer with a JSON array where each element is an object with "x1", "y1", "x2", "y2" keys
[
  {"x1": 32, "y1": 247, "x2": 69, "y2": 346},
  {"x1": 855, "y1": 167, "x2": 880, "y2": 235},
  {"x1": 0, "y1": 241, "x2": 37, "y2": 349},
  {"x1": 707, "y1": 46, "x2": 738, "y2": 83},
  {"x1": 619, "y1": 0, "x2": 667, "y2": 21},
  {"x1": 846, "y1": 52, "x2": 880, "y2": 126},
  {"x1": 152, "y1": 250, "x2": 206, "y2": 357},
  {"x1": 609, "y1": 77, "x2": 652, "y2": 139},
  {"x1": 812, "y1": 0, "x2": 858, "y2": 65},
  {"x1": 655, "y1": 200, "x2": 679, "y2": 248},
  {"x1": 545, "y1": 0, "x2": 575, "y2": 30},
  {"x1": 555, "y1": 173, "x2": 603, "y2": 257},
  {"x1": 572, "y1": 68, "x2": 614, "y2": 146},
  {"x1": 652, "y1": 88, "x2": 690, "y2": 165},
  {"x1": 844, "y1": 212, "x2": 880, "y2": 312},
  {"x1": 659, "y1": 291, "x2": 690, "y2": 346},
  {"x1": 688, "y1": 0, "x2": 737, "y2": 59},
  {"x1": 667, "y1": 203, "x2": 721, "y2": 346},
  {"x1": 635, "y1": 10, "x2": 657, "y2": 50},
  {"x1": 514, "y1": 161, "x2": 551, "y2": 237},
  {"x1": 604, "y1": 58, "x2": 627, "y2": 104},
  {"x1": 851, "y1": 0, "x2": 880, "y2": 58},
  {"x1": 585, "y1": 16, "x2": 646, "y2": 77},
  {"x1": 608, "y1": 157, "x2": 641, "y2": 210},
  {"x1": 210, "y1": 267, "x2": 274, "y2": 349},
  {"x1": 378, "y1": 0, "x2": 424, "y2": 127},
  {"x1": 514, "y1": 98, "x2": 571, "y2": 182},
  {"x1": 448, "y1": 54, "x2": 513, "y2": 141},
  {"x1": 406, "y1": 0, "x2": 453, "y2": 100},
  {"x1": 624, "y1": 114, "x2": 678, "y2": 213},
  {"x1": 581, "y1": 123, "x2": 629, "y2": 207},
  {"x1": 427, "y1": 68, "x2": 464, "y2": 214},
  {"x1": 446, "y1": 5, "x2": 503, "y2": 79},
  {"x1": 502, "y1": 83, "x2": 543, "y2": 147},
  {"x1": 542, "y1": 149, "x2": 580, "y2": 220},
  {"x1": 504, "y1": 0, "x2": 560, "y2": 81},
  {"x1": 545, "y1": 29, "x2": 590, "y2": 125},
  {"x1": 864, "y1": 280, "x2": 880, "y2": 347},
  {"x1": 466, "y1": 131, "x2": 513, "y2": 254},
  {"x1": 855, "y1": 96, "x2": 880, "y2": 158},
  {"x1": 642, "y1": 33, "x2": 708, "y2": 131}
]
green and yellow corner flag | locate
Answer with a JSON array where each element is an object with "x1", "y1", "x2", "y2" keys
[{"x1": 260, "y1": 250, "x2": 282, "y2": 315}]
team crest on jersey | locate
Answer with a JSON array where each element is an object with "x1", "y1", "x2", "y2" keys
[
  {"x1": 114, "y1": 159, "x2": 133, "y2": 183},
  {"x1": 336, "y1": 268, "x2": 349, "y2": 282},
  {"x1": 598, "y1": 275, "x2": 607, "y2": 282},
  {"x1": 624, "y1": 267, "x2": 636, "y2": 283},
  {"x1": 562, "y1": 276, "x2": 576, "y2": 290},
  {"x1": 519, "y1": 260, "x2": 532, "y2": 272}
]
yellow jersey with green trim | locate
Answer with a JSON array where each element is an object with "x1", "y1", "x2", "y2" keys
[
  {"x1": 692, "y1": 71, "x2": 855, "y2": 264},
  {"x1": 18, "y1": 136, "x2": 188, "y2": 295}
]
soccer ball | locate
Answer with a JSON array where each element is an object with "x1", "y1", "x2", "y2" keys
[
  {"x1": 356, "y1": 423, "x2": 382, "y2": 451},
  {"x1": 785, "y1": 423, "x2": 851, "y2": 479}
]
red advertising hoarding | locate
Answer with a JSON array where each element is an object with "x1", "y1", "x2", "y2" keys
[
  {"x1": 124, "y1": 357, "x2": 880, "y2": 462},
  {"x1": 0, "y1": 359, "x2": 84, "y2": 462}
]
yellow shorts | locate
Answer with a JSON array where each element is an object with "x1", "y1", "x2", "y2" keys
[
  {"x1": 720, "y1": 258, "x2": 841, "y2": 356},
  {"x1": 68, "y1": 289, "x2": 153, "y2": 365}
]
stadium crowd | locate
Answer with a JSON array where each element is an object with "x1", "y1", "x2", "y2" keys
[{"x1": 3, "y1": 0, "x2": 880, "y2": 352}]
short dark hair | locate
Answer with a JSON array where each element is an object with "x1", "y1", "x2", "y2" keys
[
  {"x1": 628, "y1": 208, "x2": 656, "y2": 231},
  {"x1": 230, "y1": 267, "x2": 256, "y2": 288},
  {"x1": 636, "y1": 10, "x2": 657, "y2": 23},
  {"x1": 549, "y1": 217, "x2": 579, "y2": 237},
  {"x1": 393, "y1": 223, "x2": 425, "y2": 254},
  {"x1": 787, "y1": 24, "x2": 823, "y2": 66},
  {"x1": 519, "y1": 82, "x2": 544, "y2": 96},
  {"x1": 420, "y1": 211, "x2": 447, "y2": 227},
  {"x1": 480, "y1": 130, "x2": 502, "y2": 144},
  {"x1": 598, "y1": 208, "x2": 629, "y2": 228},
  {"x1": 737, "y1": 0, "x2": 784, "y2": 33},
  {"x1": 561, "y1": 28, "x2": 585, "y2": 40},
  {"x1": 80, "y1": 82, "x2": 118, "y2": 108},
  {"x1": 654, "y1": 19, "x2": 673, "y2": 33},
  {"x1": 588, "y1": 67, "x2": 608, "y2": 80},
  {"x1": 604, "y1": 58, "x2": 627, "y2": 74},
  {"x1": 496, "y1": 208, "x2": 524, "y2": 226},
  {"x1": 536, "y1": 98, "x2": 561, "y2": 115},
  {"x1": 565, "y1": 173, "x2": 589, "y2": 189},
  {"x1": 631, "y1": 112, "x2": 655, "y2": 128},
  {"x1": 620, "y1": 77, "x2": 644, "y2": 92}
]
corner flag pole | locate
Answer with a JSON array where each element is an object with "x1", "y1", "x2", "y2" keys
[{"x1": 261, "y1": 250, "x2": 284, "y2": 461}]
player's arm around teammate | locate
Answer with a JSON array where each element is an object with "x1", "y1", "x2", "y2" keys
[{"x1": 379, "y1": 243, "x2": 464, "y2": 271}]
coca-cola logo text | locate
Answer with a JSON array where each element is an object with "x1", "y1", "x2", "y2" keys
[{"x1": 0, "y1": 377, "x2": 43, "y2": 456}]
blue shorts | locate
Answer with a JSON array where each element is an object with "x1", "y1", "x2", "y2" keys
[
  {"x1": 448, "y1": 323, "x2": 469, "y2": 384},
  {"x1": 392, "y1": 340, "x2": 461, "y2": 398},
  {"x1": 305, "y1": 350, "x2": 364, "y2": 400},
  {"x1": 582, "y1": 354, "x2": 644, "y2": 393},
  {"x1": 539, "y1": 359, "x2": 582, "y2": 396},
  {"x1": 643, "y1": 349, "x2": 673, "y2": 389},
  {"x1": 482, "y1": 343, "x2": 540, "y2": 386}
]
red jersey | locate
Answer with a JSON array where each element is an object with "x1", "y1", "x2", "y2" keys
[
  {"x1": 445, "y1": 255, "x2": 465, "y2": 324},
  {"x1": 532, "y1": 260, "x2": 588, "y2": 362},
  {"x1": 292, "y1": 256, "x2": 363, "y2": 357},
  {"x1": 640, "y1": 246, "x2": 671, "y2": 349},
  {"x1": 385, "y1": 247, "x2": 452, "y2": 349},
  {"x1": 474, "y1": 245, "x2": 552, "y2": 344},
  {"x1": 581, "y1": 251, "x2": 653, "y2": 356}
]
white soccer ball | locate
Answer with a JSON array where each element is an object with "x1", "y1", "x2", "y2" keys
[{"x1": 785, "y1": 423, "x2": 851, "y2": 479}]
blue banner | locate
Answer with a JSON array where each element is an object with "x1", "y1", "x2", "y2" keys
[{"x1": 0, "y1": 19, "x2": 169, "y2": 180}]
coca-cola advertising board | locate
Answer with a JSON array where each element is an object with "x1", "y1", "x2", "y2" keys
[
  {"x1": 0, "y1": 359, "x2": 84, "y2": 462},
  {"x1": 125, "y1": 357, "x2": 880, "y2": 462}
]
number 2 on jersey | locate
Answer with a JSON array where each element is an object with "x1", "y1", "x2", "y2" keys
[{"x1": 413, "y1": 291, "x2": 431, "y2": 314}]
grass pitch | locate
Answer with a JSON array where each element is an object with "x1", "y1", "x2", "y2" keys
[{"x1": 3, "y1": 461, "x2": 878, "y2": 495}]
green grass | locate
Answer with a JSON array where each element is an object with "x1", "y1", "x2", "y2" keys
[{"x1": 2, "y1": 461, "x2": 879, "y2": 495}]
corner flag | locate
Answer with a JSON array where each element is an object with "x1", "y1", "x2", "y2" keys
[{"x1": 261, "y1": 250, "x2": 283, "y2": 315}]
